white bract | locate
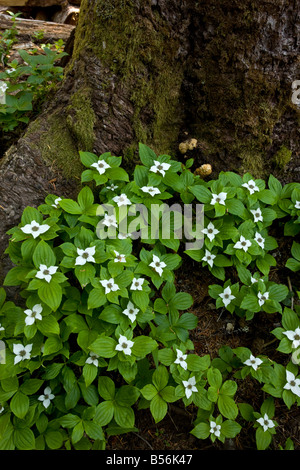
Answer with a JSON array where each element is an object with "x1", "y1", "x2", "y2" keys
[
  {"x1": 36, "y1": 264, "x2": 58, "y2": 283},
  {"x1": 243, "y1": 354, "x2": 263, "y2": 370},
  {"x1": 122, "y1": 301, "x2": 139, "y2": 323},
  {"x1": 201, "y1": 249, "x2": 216, "y2": 268},
  {"x1": 149, "y1": 254, "x2": 166, "y2": 276},
  {"x1": 0, "y1": 83, "x2": 8, "y2": 94},
  {"x1": 141, "y1": 186, "x2": 161, "y2": 196},
  {"x1": 295, "y1": 201, "x2": 300, "y2": 209},
  {"x1": 174, "y1": 349, "x2": 187, "y2": 370},
  {"x1": 130, "y1": 277, "x2": 145, "y2": 291},
  {"x1": 258, "y1": 291, "x2": 269, "y2": 306},
  {"x1": 242, "y1": 180, "x2": 260, "y2": 195},
  {"x1": 75, "y1": 246, "x2": 96, "y2": 266},
  {"x1": 283, "y1": 327, "x2": 300, "y2": 349},
  {"x1": 256, "y1": 413, "x2": 275, "y2": 432},
  {"x1": 234, "y1": 235, "x2": 252, "y2": 252},
  {"x1": 118, "y1": 232, "x2": 133, "y2": 239},
  {"x1": 0, "y1": 324, "x2": 4, "y2": 332},
  {"x1": 13, "y1": 343, "x2": 32, "y2": 365},
  {"x1": 52, "y1": 197, "x2": 62, "y2": 208},
  {"x1": 113, "y1": 193, "x2": 131, "y2": 206},
  {"x1": 283, "y1": 370, "x2": 300, "y2": 398},
  {"x1": 38, "y1": 387, "x2": 55, "y2": 408},
  {"x1": 219, "y1": 286, "x2": 235, "y2": 307},
  {"x1": 85, "y1": 351, "x2": 99, "y2": 367},
  {"x1": 201, "y1": 222, "x2": 219, "y2": 242},
  {"x1": 182, "y1": 377, "x2": 198, "y2": 399},
  {"x1": 100, "y1": 278, "x2": 120, "y2": 294},
  {"x1": 102, "y1": 213, "x2": 118, "y2": 228},
  {"x1": 251, "y1": 208, "x2": 263, "y2": 223},
  {"x1": 114, "y1": 250, "x2": 126, "y2": 263},
  {"x1": 150, "y1": 160, "x2": 171, "y2": 177},
  {"x1": 115, "y1": 335, "x2": 134, "y2": 356},
  {"x1": 210, "y1": 421, "x2": 221, "y2": 438},
  {"x1": 24, "y1": 304, "x2": 43, "y2": 326},
  {"x1": 254, "y1": 232, "x2": 265, "y2": 249},
  {"x1": 210, "y1": 192, "x2": 227, "y2": 206},
  {"x1": 91, "y1": 159, "x2": 110, "y2": 174},
  {"x1": 21, "y1": 220, "x2": 50, "y2": 239},
  {"x1": 106, "y1": 184, "x2": 118, "y2": 191}
]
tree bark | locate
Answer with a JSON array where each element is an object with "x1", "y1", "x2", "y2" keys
[{"x1": 0, "y1": 0, "x2": 300, "y2": 284}]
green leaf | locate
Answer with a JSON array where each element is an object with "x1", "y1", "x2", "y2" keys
[
  {"x1": 114, "y1": 404, "x2": 135, "y2": 428},
  {"x1": 218, "y1": 394, "x2": 238, "y2": 419},
  {"x1": 59, "y1": 199, "x2": 83, "y2": 215},
  {"x1": 189, "y1": 185, "x2": 212, "y2": 203},
  {"x1": 256, "y1": 427, "x2": 272, "y2": 450},
  {"x1": 38, "y1": 282, "x2": 62, "y2": 311},
  {"x1": 139, "y1": 143, "x2": 157, "y2": 166},
  {"x1": 150, "y1": 394, "x2": 168, "y2": 423},
  {"x1": 38, "y1": 315, "x2": 60, "y2": 336},
  {"x1": 89, "y1": 336, "x2": 117, "y2": 358},
  {"x1": 190, "y1": 422, "x2": 210, "y2": 440},
  {"x1": 33, "y1": 240, "x2": 56, "y2": 268},
  {"x1": 207, "y1": 367, "x2": 222, "y2": 389},
  {"x1": 45, "y1": 431, "x2": 63, "y2": 450},
  {"x1": 221, "y1": 420, "x2": 241, "y2": 438},
  {"x1": 43, "y1": 336, "x2": 63, "y2": 356},
  {"x1": 10, "y1": 391, "x2": 29, "y2": 419},
  {"x1": 152, "y1": 366, "x2": 169, "y2": 391},
  {"x1": 14, "y1": 427, "x2": 35, "y2": 450},
  {"x1": 84, "y1": 420, "x2": 105, "y2": 441},
  {"x1": 131, "y1": 336, "x2": 157, "y2": 357},
  {"x1": 169, "y1": 292, "x2": 193, "y2": 310}
]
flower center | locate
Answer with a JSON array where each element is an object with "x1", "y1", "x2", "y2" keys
[
  {"x1": 290, "y1": 380, "x2": 296, "y2": 387},
  {"x1": 32, "y1": 226, "x2": 39, "y2": 232},
  {"x1": 255, "y1": 212, "x2": 259, "y2": 217},
  {"x1": 82, "y1": 252, "x2": 89, "y2": 259},
  {"x1": 264, "y1": 420, "x2": 269, "y2": 426},
  {"x1": 224, "y1": 294, "x2": 229, "y2": 299},
  {"x1": 187, "y1": 384, "x2": 192, "y2": 389},
  {"x1": 241, "y1": 241, "x2": 246, "y2": 246},
  {"x1": 122, "y1": 342, "x2": 128, "y2": 349},
  {"x1": 157, "y1": 164, "x2": 163, "y2": 170},
  {"x1": 43, "y1": 270, "x2": 50, "y2": 275},
  {"x1": 208, "y1": 229, "x2": 213, "y2": 233},
  {"x1": 107, "y1": 283, "x2": 113, "y2": 289},
  {"x1": 135, "y1": 282, "x2": 139, "y2": 287},
  {"x1": 44, "y1": 394, "x2": 49, "y2": 400},
  {"x1": 98, "y1": 163, "x2": 104, "y2": 168},
  {"x1": 249, "y1": 184, "x2": 254, "y2": 189},
  {"x1": 19, "y1": 350, "x2": 26, "y2": 357},
  {"x1": 294, "y1": 334, "x2": 300, "y2": 340}
]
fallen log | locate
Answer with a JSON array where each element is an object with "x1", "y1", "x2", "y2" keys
[{"x1": 0, "y1": 13, "x2": 75, "y2": 41}]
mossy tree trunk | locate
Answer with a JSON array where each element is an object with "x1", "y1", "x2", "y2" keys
[{"x1": 1, "y1": 0, "x2": 299, "y2": 281}]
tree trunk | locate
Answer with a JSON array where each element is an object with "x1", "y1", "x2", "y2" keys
[{"x1": 1, "y1": 0, "x2": 300, "y2": 283}]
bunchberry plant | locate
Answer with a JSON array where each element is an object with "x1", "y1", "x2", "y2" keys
[{"x1": 0, "y1": 143, "x2": 299, "y2": 450}]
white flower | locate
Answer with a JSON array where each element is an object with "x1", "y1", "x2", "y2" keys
[
  {"x1": 242, "y1": 180, "x2": 260, "y2": 195},
  {"x1": 91, "y1": 159, "x2": 110, "y2": 174},
  {"x1": 115, "y1": 335, "x2": 134, "y2": 356},
  {"x1": 24, "y1": 304, "x2": 43, "y2": 326},
  {"x1": 6, "y1": 69, "x2": 14, "y2": 75},
  {"x1": 182, "y1": 376, "x2": 198, "y2": 399},
  {"x1": 283, "y1": 327, "x2": 300, "y2": 349},
  {"x1": 210, "y1": 192, "x2": 227, "y2": 206},
  {"x1": 256, "y1": 413, "x2": 275, "y2": 432},
  {"x1": 141, "y1": 186, "x2": 161, "y2": 196},
  {"x1": 130, "y1": 277, "x2": 144, "y2": 291},
  {"x1": 106, "y1": 184, "x2": 118, "y2": 191},
  {"x1": 36, "y1": 264, "x2": 58, "y2": 283},
  {"x1": 254, "y1": 232, "x2": 265, "y2": 249},
  {"x1": 150, "y1": 160, "x2": 171, "y2": 177},
  {"x1": 13, "y1": 343, "x2": 32, "y2": 364},
  {"x1": 219, "y1": 286, "x2": 235, "y2": 307},
  {"x1": 201, "y1": 222, "x2": 220, "y2": 242},
  {"x1": 113, "y1": 193, "x2": 131, "y2": 206},
  {"x1": 21, "y1": 220, "x2": 50, "y2": 239},
  {"x1": 295, "y1": 201, "x2": 300, "y2": 210},
  {"x1": 122, "y1": 301, "x2": 139, "y2": 323},
  {"x1": 85, "y1": 351, "x2": 99, "y2": 367},
  {"x1": 174, "y1": 349, "x2": 187, "y2": 370},
  {"x1": 251, "y1": 208, "x2": 263, "y2": 223},
  {"x1": 210, "y1": 421, "x2": 221, "y2": 437},
  {"x1": 75, "y1": 246, "x2": 96, "y2": 266},
  {"x1": 243, "y1": 354, "x2": 263, "y2": 371},
  {"x1": 102, "y1": 213, "x2": 118, "y2": 228},
  {"x1": 234, "y1": 235, "x2": 252, "y2": 252},
  {"x1": 0, "y1": 405, "x2": 4, "y2": 414},
  {"x1": 283, "y1": 370, "x2": 300, "y2": 398},
  {"x1": 258, "y1": 291, "x2": 269, "y2": 306},
  {"x1": 0, "y1": 82, "x2": 8, "y2": 94},
  {"x1": 100, "y1": 278, "x2": 120, "y2": 294},
  {"x1": 201, "y1": 249, "x2": 216, "y2": 268},
  {"x1": 114, "y1": 250, "x2": 126, "y2": 263},
  {"x1": 0, "y1": 324, "x2": 4, "y2": 332},
  {"x1": 51, "y1": 197, "x2": 62, "y2": 208},
  {"x1": 149, "y1": 254, "x2": 166, "y2": 276},
  {"x1": 251, "y1": 276, "x2": 258, "y2": 284},
  {"x1": 118, "y1": 232, "x2": 132, "y2": 239},
  {"x1": 38, "y1": 387, "x2": 55, "y2": 408}
]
